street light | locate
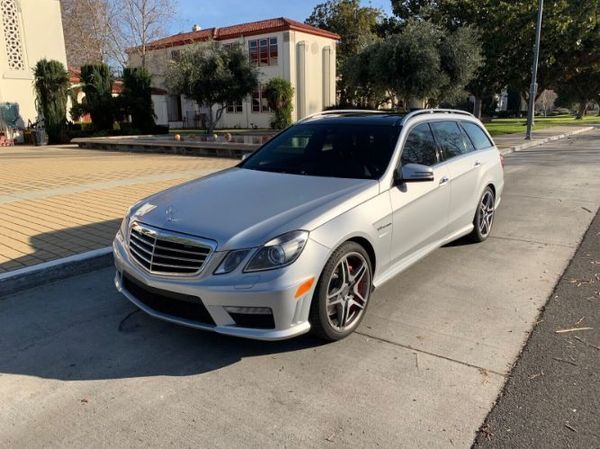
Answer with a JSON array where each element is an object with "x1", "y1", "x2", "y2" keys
[{"x1": 525, "y1": 0, "x2": 544, "y2": 140}]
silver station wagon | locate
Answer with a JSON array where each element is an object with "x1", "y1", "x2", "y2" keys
[{"x1": 113, "y1": 109, "x2": 504, "y2": 341}]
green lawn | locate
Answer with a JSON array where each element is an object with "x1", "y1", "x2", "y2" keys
[
  {"x1": 484, "y1": 114, "x2": 600, "y2": 136},
  {"x1": 169, "y1": 115, "x2": 599, "y2": 138}
]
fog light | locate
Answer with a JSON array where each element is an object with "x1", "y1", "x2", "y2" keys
[{"x1": 224, "y1": 306, "x2": 271, "y2": 315}]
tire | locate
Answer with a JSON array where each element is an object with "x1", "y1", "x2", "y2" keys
[
  {"x1": 309, "y1": 241, "x2": 373, "y2": 341},
  {"x1": 468, "y1": 186, "x2": 496, "y2": 243}
]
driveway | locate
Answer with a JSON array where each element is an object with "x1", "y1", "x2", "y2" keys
[{"x1": 1, "y1": 131, "x2": 599, "y2": 448}]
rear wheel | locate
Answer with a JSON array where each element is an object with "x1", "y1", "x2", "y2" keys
[
  {"x1": 469, "y1": 187, "x2": 496, "y2": 242},
  {"x1": 309, "y1": 242, "x2": 373, "y2": 341}
]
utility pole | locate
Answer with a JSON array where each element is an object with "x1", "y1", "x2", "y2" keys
[{"x1": 525, "y1": 0, "x2": 544, "y2": 140}]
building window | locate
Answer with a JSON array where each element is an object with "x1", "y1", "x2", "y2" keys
[
  {"x1": 226, "y1": 101, "x2": 243, "y2": 113},
  {"x1": 1, "y1": 0, "x2": 26, "y2": 71},
  {"x1": 252, "y1": 87, "x2": 271, "y2": 113},
  {"x1": 249, "y1": 37, "x2": 277, "y2": 66}
]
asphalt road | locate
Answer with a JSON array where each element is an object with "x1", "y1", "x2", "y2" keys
[
  {"x1": 473, "y1": 208, "x2": 600, "y2": 449},
  {"x1": 1, "y1": 130, "x2": 599, "y2": 449}
]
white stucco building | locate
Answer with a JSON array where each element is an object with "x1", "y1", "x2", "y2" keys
[
  {"x1": 0, "y1": 0, "x2": 67, "y2": 125},
  {"x1": 129, "y1": 17, "x2": 339, "y2": 129}
]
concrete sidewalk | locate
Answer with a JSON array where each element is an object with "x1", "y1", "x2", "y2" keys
[
  {"x1": 0, "y1": 125, "x2": 594, "y2": 281},
  {"x1": 473, "y1": 208, "x2": 600, "y2": 449},
  {"x1": 493, "y1": 126, "x2": 594, "y2": 154}
]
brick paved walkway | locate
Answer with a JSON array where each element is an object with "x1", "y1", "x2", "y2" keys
[{"x1": 0, "y1": 145, "x2": 235, "y2": 273}]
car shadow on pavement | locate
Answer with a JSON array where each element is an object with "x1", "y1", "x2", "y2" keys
[
  {"x1": 0, "y1": 218, "x2": 122, "y2": 273},
  {"x1": 0, "y1": 265, "x2": 326, "y2": 381}
]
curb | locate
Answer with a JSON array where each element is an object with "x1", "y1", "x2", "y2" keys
[
  {"x1": 0, "y1": 247, "x2": 113, "y2": 298},
  {"x1": 498, "y1": 126, "x2": 594, "y2": 155}
]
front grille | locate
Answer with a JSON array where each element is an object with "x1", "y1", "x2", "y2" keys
[
  {"x1": 122, "y1": 273, "x2": 215, "y2": 326},
  {"x1": 128, "y1": 222, "x2": 214, "y2": 276}
]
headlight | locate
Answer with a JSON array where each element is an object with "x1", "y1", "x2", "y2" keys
[
  {"x1": 245, "y1": 230, "x2": 309, "y2": 272},
  {"x1": 214, "y1": 249, "x2": 251, "y2": 275}
]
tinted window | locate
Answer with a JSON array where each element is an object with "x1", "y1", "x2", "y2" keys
[
  {"x1": 240, "y1": 124, "x2": 400, "y2": 180},
  {"x1": 462, "y1": 122, "x2": 494, "y2": 150},
  {"x1": 431, "y1": 121, "x2": 475, "y2": 159},
  {"x1": 401, "y1": 123, "x2": 438, "y2": 166}
]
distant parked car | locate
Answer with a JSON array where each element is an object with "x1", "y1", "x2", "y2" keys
[{"x1": 113, "y1": 109, "x2": 504, "y2": 341}]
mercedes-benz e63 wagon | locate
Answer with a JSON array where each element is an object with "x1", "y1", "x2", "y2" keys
[{"x1": 113, "y1": 109, "x2": 504, "y2": 341}]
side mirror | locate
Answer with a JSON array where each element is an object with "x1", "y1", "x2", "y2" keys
[{"x1": 394, "y1": 163, "x2": 435, "y2": 184}]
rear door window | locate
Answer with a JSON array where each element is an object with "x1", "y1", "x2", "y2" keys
[
  {"x1": 431, "y1": 121, "x2": 475, "y2": 160},
  {"x1": 461, "y1": 122, "x2": 494, "y2": 150}
]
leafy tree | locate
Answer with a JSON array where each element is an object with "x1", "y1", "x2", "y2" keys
[
  {"x1": 341, "y1": 48, "x2": 389, "y2": 108},
  {"x1": 33, "y1": 59, "x2": 70, "y2": 143},
  {"x1": 370, "y1": 19, "x2": 481, "y2": 108},
  {"x1": 390, "y1": 0, "x2": 600, "y2": 117},
  {"x1": 438, "y1": 26, "x2": 483, "y2": 104},
  {"x1": 264, "y1": 78, "x2": 294, "y2": 129},
  {"x1": 165, "y1": 43, "x2": 259, "y2": 134},
  {"x1": 306, "y1": 0, "x2": 383, "y2": 104},
  {"x1": 556, "y1": 69, "x2": 600, "y2": 119},
  {"x1": 306, "y1": 0, "x2": 382, "y2": 62},
  {"x1": 80, "y1": 63, "x2": 115, "y2": 130},
  {"x1": 121, "y1": 67, "x2": 156, "y2": 132},
  {"x1": 371, "y1": 22, "x2": 441, "y2": 108}
]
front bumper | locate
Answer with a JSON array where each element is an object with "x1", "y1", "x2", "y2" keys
[{"x1": 113, "y1": 232, "x2": 330, "y2": 341}]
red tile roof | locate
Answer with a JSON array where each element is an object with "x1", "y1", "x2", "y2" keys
[
  {"x1": 68, "y1": 66, "x2": 124, "y2": 94},
  {"x1": 131, "y1": 17, "x2": 340, "y2": 52}
]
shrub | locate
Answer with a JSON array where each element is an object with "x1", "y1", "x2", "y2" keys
[
  {"x1": 121, "y1": 67, "x2": 156, "y2": 133},
  {"x1": 264, "y1": 78, "x2": 294, "y2": 129},
  {"x1": 80, "y1": 64, "x2": 115, "y2": 131},
  {"x1": 33, "y1": 59, "x2": 70, "y2": 143}
]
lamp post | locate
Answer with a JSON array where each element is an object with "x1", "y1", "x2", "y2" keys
[{"x1": 525, "y1": 0, "x2": 544, "y2": 140}]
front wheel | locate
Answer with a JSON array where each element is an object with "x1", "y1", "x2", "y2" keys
[
  {"x1": 309, "y1": 242, "x2": 373, "y2": 341},
  {"x1": 468, "y1": 187, "x2": 496, "y2": 242}
]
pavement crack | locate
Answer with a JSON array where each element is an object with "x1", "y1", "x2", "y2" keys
[{"x1": 355, "y1": 330, "x2": 508, "y2": 378}]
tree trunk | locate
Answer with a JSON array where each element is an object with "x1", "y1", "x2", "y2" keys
[
  {"x1": 206, "y1": 106, "x2": 215, "y2": 134},
  {"x1": 473, "y1": 97, "x2": 482, "y2": 119},
  {"x1": 575, "y1": 102, "x2": 588, "y2": 120}
]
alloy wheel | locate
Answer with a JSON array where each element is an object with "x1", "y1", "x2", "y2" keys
[
  {"x1": 325, "y1": 252, "x2": 371, "y2": 332},
  {"x1": 478, "y1": 190, "x2": 495, "y2": 238}
]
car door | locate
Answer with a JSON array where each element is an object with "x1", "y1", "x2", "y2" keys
[
  {"x1": 430, "y1": 121, "x2": 481, "y2": 234},
  {"x1": 389, "y1": 122, "x2": 451, "y2": 266}
]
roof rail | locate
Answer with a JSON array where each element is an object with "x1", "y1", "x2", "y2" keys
[
  {"x1": 298, "y1": 109, "x2": 386, "y2": 123},
  {"x1": 401, "y1": 108, "x2": 474, "y2": 124}
]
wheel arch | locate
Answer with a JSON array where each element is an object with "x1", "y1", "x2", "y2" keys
[{"x1": 346, "y1": 236, "x2": 376, "y2": 275}]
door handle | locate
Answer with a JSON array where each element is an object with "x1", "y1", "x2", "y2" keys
[
  {"x1": 474, "y1": 161, "x2": 482, "y2": 167},
  {"x1": 439, "y1": 176, "x2": 449, "y2": 185}
]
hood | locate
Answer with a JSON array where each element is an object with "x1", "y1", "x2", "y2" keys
[{"x1": 130, "y1": 167, "x2": 378, "y2": 251}]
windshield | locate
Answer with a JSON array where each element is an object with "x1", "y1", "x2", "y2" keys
[{"x1": 240, "y1": 123, "x2": 401, "y2": 180}]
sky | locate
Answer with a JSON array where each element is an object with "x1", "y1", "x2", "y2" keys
[{"x1": 169, "y1": 0, "x2": 393, "y2": 35}]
